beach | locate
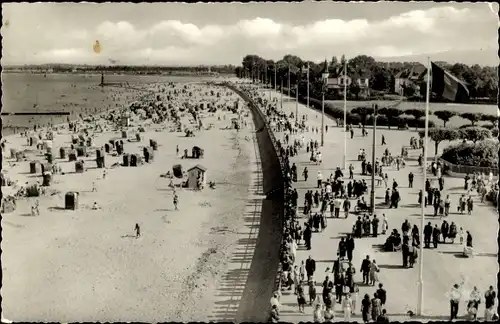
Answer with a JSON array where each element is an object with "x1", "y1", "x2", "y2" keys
[{"x1": 1, "y1": 78, "x2": 266, "y2": 322}]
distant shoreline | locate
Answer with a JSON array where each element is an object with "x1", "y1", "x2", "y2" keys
[{"x1": 2, "y1": 70, "x2": 230, "y2": 77}]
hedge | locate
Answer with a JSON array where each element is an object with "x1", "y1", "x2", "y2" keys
[{"x1": 441, "y1": 139, "x2": 499, "y2": 168}]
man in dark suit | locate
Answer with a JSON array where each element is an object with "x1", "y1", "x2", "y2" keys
[{"x1": 305, "y1": 255, "x2": 316, "y2": 282}]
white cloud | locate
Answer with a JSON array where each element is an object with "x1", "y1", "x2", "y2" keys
[{"x1": 2, "y1": 5, "x2": 497, "y2": 65}]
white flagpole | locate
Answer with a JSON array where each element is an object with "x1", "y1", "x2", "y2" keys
[
  {"x1": 343, "y1": 57, "x2": 348, "y2": 170},
  {"x1": 274, "y1": 64, "x2": 277, "y2": 92},
  {"x1": 288, "y1": 65, "x2": 291, "y2": 97},
  {"x1": 296, "y1": 68, "x2": 299, "y2": 123},
  {"x1": 307, "y1": 62, "x2": 310, "y2": 109},
  {"x1": 417, "y1": 57, "x2": 431, "y2": 316}
]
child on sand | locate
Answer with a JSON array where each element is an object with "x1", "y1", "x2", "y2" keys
[
  {"x1": 173, "y1": 193, "x2": 179, "y2": 210},
  {"x1": 134, "y1": 223, "x2": 141, "y2": 238}
]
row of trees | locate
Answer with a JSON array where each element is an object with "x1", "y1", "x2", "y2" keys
[
  {"x1": 419, "y1": 126, "x2": 498, "y2": 155},
  {"x1": 304, "y1": 100, "x2": 498, "y2": 155},
  {"x1": 236, "y1": 54, "x2": 498, "y2": 102}
]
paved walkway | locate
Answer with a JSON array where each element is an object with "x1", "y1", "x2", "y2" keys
[{"x1": 259, "y1": 88, "x2": 498, "y2": 322}]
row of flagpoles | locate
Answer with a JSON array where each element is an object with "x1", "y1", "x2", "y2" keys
[{"x1": 246, "y1": 57, "x2": 471, "y2": 317}]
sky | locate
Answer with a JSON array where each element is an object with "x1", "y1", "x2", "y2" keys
[{"x1": 1, "y1": 2, "x2": 499, "y2": 66}]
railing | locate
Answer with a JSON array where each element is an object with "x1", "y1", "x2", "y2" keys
[{"x1": 438, "y1": 158, "x2": 498, "y2": 177}]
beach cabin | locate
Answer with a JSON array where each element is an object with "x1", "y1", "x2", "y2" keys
[
  {"x1": 121, "y1": 111, "x2": 131, "y2": 127},
  {"x1": 187, "y1": 165, "x2": 207, "y2": 189}
]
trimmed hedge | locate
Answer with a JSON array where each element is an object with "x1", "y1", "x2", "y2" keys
[{"x1": 441, "y1": 139, "x2": 499, "y2": 168}]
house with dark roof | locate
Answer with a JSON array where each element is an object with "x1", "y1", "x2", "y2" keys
[
  {"x1": 326, "y1": 65, "x2": 371, "y2": 97},
  {"x1": 394, "y1": 64, "x2": 426, "y2": 95}
]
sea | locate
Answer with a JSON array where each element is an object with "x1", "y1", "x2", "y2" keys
[
  {"x1": 0, "y1": 73, "x2": 217, "y2": 136},
  {"x1": 1, "y1": 73, "x2": 497, "y2": 136}
]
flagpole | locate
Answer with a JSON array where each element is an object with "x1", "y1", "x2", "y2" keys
[
  {"x1": 307, "y1": 62, "x2": 310, "y2": 109},
  {"x1": 417, "y1": 56, "x2": 431, "y2": 316},
  {"x1": 321, "y1": 60, "x2": 328, "y2": 147},
  {"x1": 343, "y1": 57, "x2": 348, "y2": 170},
  {"x1": 295, "y1": 71, "x2": 299, "y2": 124},
  {"x1": 281, "y1": 78, "x2": 284, "y2": 110},
  {"x1": 288, "y1": 66, "x2": 291, "y2": 98},
  {"x1": 274, "y1": 64, "x2": 277, "y2": 92}
]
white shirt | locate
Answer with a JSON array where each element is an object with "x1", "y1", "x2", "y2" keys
[
  {"x1": 318, "y1": 173, "x2": 323, "y2": 181},
  {"x1": 326, "y1": 184, "x2": 332, "y2": 194}
]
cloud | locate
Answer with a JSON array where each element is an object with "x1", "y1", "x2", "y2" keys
[{"x1": 2, "y1": 5, "x2": 497, "y2": 66}]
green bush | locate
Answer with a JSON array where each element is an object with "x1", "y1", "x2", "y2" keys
[
  {"x1": 441, "y1": 139, "x2": 499, "y2": 168},
  {"x1": 367, "y1": 115, "x2": 389, "y2": 126},
  {"x1": 347, "y1": 113, "x2": 362, "y2": 125}
]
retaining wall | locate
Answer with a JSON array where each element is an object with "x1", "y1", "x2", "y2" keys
[{"x1": 221, "y1": 82, "x2": 284, "y2": 323}]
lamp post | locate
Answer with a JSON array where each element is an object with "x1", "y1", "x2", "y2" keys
[{"x1": 370, "y1": 104, "x2": 378, "y2": 212}]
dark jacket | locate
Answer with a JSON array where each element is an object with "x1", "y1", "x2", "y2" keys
[
  {"x1": 305, "y1": 258, "x2": 316, "y2": 273},
  {"x1": 376, "y1": 288, "x2": 387, "y2": 305},
  {"x1": 361, "y1": 259, "x2": 371, "y2": 272}
]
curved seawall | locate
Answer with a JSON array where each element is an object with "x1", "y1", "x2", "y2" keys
[{"x1": 221, "y1": 82, "x2": 284, "y2": 322}]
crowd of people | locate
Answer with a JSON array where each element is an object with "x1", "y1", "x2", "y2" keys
[{"x1": 239, "y1": 85, "x2": 497, "y2": 323}]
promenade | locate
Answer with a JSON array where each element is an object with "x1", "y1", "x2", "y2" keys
[{"x1": 260, "y1": 88, "x2": 498, "y2": 322}]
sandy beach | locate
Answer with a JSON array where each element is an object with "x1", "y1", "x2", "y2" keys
[{"x1": 1, "y1": 79, "x2": 266, "y2": 322}]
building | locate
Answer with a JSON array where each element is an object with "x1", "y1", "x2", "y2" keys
[
  {"x1": 187, "y1": 164, "x2": 207, "y2": 189},
  {"x1": 326, "y1": 65, "x2": 370, "y2": 97},
  {"x1": 394, "y1": 64, "x2": 426, "y2": 95}
]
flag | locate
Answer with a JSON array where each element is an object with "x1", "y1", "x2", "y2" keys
[{"x1": 431, "y1": 62, "x2": 469, "y2": 102}]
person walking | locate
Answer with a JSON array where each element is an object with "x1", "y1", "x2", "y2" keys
[
  {"x1": 134, "y1": 223, "x2": 141, "y2": 238},
  {"x1": 371, "y1": 292, "x2": 382, "y2": 321},
  {"x1": 361, "y1": 255, "x2": 371, "y2": 285},
  {"x1": 173, "y1": 193, "x2": 179, "y2": 210},
  {"x1": 361, "y1": 294, "x2": 371, "y2": 323},
  {"x1": 484, "y1": 286, "x2": 497, "y2": 321},
  {"x1": 408, "y1": 172, "x2": 414, "y2": 188},
  {"x1": 313, "y1": 303, "x2": 324, "y2": 322},
  {"x1": 297, "y1": 284, "x2": 307, "y2": 313},
  {"x1": 432, "y1": 224, "x2": 441, "y2": 248},
  {"x1": 381, "y1": 214, "x2": 388, "y2": 235},
  {"x1": 351, "y1": 283, "x2": 359, "y2": 315},
  {"x1": 449, "y1": 283, "x2": 462, "y2": 320},
  {"x1": 369, "y1": 260, "x2": 380, "y2": 286},
  {"x1": 376, "y1": 283, "x2": 387, "y2": 306},
  {"x1": 309, "y1": 280, "x2": 317, "y2": 306},
  {"x1": 342, "y1": 293, "x2": 353, "y2": 322},
  {"x1": 343, "y1": 196, "x2": 351, "y2": 218},
  {"x1": 346, "y1": 235, "x2": 355, "y2": 262}
]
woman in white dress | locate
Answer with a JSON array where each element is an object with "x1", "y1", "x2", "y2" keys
[
  {"x1": 313, "y1": 303, "x2": 324, "y2": 322},
  {"x1": 369, "y1": 260, "x2": 380, "y2": 286},
  {"x1": 342, "y1": 293, "x2": 353, "y2": 321}
]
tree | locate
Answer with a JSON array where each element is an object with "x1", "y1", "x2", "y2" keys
[
  {"x1": 405, "y1": 108, "x2": 425, "y2": 130},
  {"x1": 378, "y1": 107, "x2": 403, "y2": 129},
  {"x1": 480, "y1": 113, "x2": 498, "y2": 126},
  {"x1": 460, "y1": 112, "x2": 483, "y2": 126},
  {"x1": 370, "y1": 65, "x2": 392, "y2": 92},
  {"x1": 351, "y1": 106, "x2": 374, "y2": 125},
  {"x1": 349, "y1": 82, "x2": 361, "y2": 100},
  {"x1": 459, "y1": 126, "x2": 492, "y2": 143},
  {"x1": 433, "y1": 110, "x2": 457, "y2": 127},
  {"x1": 419, "y1": 128, "x2": 460, "y2": 155}
]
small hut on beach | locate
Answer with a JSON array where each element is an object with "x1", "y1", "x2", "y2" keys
[{"x1": 187, "y1": 165, "x2": 207, "y2": 189}]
